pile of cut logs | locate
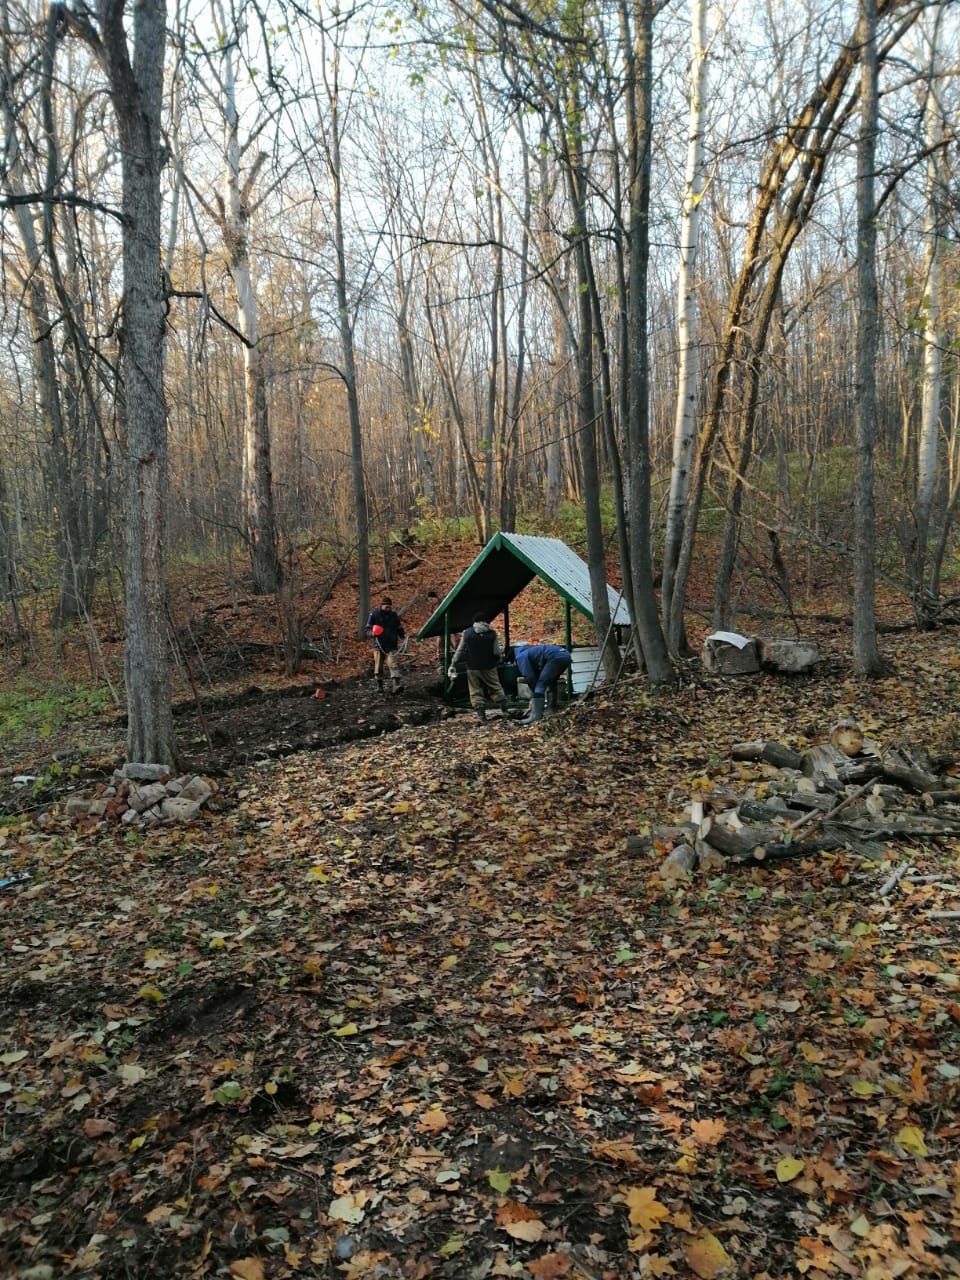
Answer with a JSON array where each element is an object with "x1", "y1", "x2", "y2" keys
[{"x1": 631, "y1": 718, "x2": 960, "y2": 880}]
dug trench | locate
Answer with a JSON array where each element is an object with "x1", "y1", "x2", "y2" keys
[
  {"x1": 0, "y1": 673, "x2": 455, "y2": 818},
  {"x1": 168, "y1": 671, "x2": 454, "y2": 773}
]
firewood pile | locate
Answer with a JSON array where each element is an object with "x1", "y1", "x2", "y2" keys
[{"x1": 630, "y1": 718, "x2": 960, "y2": 880}]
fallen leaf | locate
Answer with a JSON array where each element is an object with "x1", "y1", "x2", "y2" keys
[
  {"x1": 690, "y1": 1117, "x2": 727, "y2": 1147},
  {"x1": 418, "y1": 1106, "x2": 449, "y2": 1133},
  {"x1": 437, "y1": 1234, "x2": 466, "y2": 1259},
  {"x1": 626, "y1": 1186, "x2": 669, "y2": 1232},
  {"x1": 229, "y1": 1261, "x2": 265, "y2": 1280},
  {"x1": 503, "y1": 1218, "x2": 546, "y2": 1242},
  {"x1": 684, "y1": 1228, "x2": 732, "y2": 1278},
  {"x1": 896, "y1": 1125, "x2": 928, "y2": 1156},
  {"x1": 82, "y1": 1118, "x2": 116, "y2": 1138},
  {"x1": 527, "y1": 1252, "x2": 573, "y2": 1278},
  {"x1": 328, "y1": 1194, "x2": 366, "y2": 1225},
  {"x1": 776, "y1": 1157, "x2": 805, "y2": 1183},
  {"x1": 592, "y1": 1138, "x2": 641, "y2": 1164}
]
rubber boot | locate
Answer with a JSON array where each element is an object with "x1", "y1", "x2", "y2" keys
[
  {"x1": 375, "y1": 675, "x2": 384, "y2": 692},
  {"x1": 521, "y1": 694, "x2": 545, "y2": 725},
  {"x1": 391, "y1": 675, "x2": 403, "y2": 694},
  {"x1": 545, "y1": 686, "x2": 561, "y2": 714},
  {"x1": 474, "y1": 706, "x2": 487, "y2": 723}
]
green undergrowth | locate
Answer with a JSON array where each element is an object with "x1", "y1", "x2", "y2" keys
[{"x1": 0, "y1": 680, "x2": 113, "y2": 744}]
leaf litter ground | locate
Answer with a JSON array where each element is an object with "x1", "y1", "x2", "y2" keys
[{"x1": 2, "y1": 626, "x2": 960, "y2": 1279}]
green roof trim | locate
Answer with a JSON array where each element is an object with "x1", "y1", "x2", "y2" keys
[{"x1": 416, "y1": 532, "x2": 630, "y2": 639}]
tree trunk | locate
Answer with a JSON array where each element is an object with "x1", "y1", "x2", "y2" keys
[
  {"x1": 96, "y1": 0, "x2": 175, "y2": 764},
  {"x1": 329, "y1": 93, "x2": 370, "y2": 635},
  {"x1": 562, "y1": 76, "x2": 617, "y2": 681},
  {"x1": 661, "y1": 0, "x2": 708, "y2": 633},
  {"x1": 913, "y1": 17, "x2": 944, "y2": 621},
  {"x1": 221, "y1": 37, "x2": 280, "y2": 595},
  {"x1": 852, "y1": 0, "x2": 883, "y2": 675},
  {"x1": 624, "y1": 1, "x2": 672, "y2": 682}
]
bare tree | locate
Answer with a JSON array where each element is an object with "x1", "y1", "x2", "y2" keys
[
  {"x1": 852, "y1": 0, "x2": 884, "y2": 674},
  {"x1": 67, "y1": 0, "x2": 175, "y2": 762}
]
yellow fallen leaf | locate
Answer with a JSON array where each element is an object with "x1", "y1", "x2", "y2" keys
[
  {"x1": 896, "y1": 1125, "x2": 928, "y2": 1156},
  {"x1": 137, "y1": 984, "x2": 165, "y2": 1004},
  {"x1": 332, "y1": 1022, "x2": 358, "y2": 1037},
  {"x1": 776, "y1": 1157, "x2": 805, "y2": 1183},
  {"x1": 626, "y1": 1186, "x2": 669, "y2": 1232},
  {"x1": 440, "y1": 955, "x2": 458, "y2": 971},
  {"x1": 850, "y1": 1214, "x2": 870, "y2": 1238},
  {"x1": 852, "y1": 1081, "x2": 877, "y2": 1096},
  {"x1": 684, "y1": 1228, "x2": 732, "y2": 1278}
]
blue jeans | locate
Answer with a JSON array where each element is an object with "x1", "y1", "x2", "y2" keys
[{"x1": 533, "y1": 656, "x2": 571, "y2": 696}]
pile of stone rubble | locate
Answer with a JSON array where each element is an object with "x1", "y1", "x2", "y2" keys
[{"x1": 64, "y1": 762, "x2": 215, "y2": 826}]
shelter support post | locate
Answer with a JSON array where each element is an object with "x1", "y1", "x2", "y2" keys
[
  {"x1": 443, "y1": 612, "x2": 450, "y2": 701},
  {"x1": 564, "y1": 601, "x2": 573, "y2": 697},
  {"x1": 503, "y1": 603, "x2": 510, "y2": 653}
]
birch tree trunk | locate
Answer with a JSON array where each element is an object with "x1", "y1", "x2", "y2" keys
[
  {"x1": 852, "y1": 0, "x2": 884, "y2": 674},
  {"x1": 913, "y1": 18, "x2": 944, "y2": 621},
  {"x1": 661, "y1": 0, "x2": 708, "y2": 635}
]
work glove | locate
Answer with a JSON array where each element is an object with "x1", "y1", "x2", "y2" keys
[{"x1": 447, "y1": 666, "x2": 457, "y2": 681}]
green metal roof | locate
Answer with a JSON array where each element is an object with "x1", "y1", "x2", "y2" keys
[{"x1": 416, "y1": 532, "x2": 631, "y2": 639}]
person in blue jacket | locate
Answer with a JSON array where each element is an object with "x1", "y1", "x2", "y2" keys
[{"x1": 513, "y1": 643, "x2": 572, "y2": 724}]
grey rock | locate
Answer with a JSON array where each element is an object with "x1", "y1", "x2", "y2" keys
[
  {"x1": 179, "y1": 777, "x2": 213, "y2": 804},
  {"x1": 104, "y1": 786, "x2": 116, "y2": 797},
  {"x1": 122, "y1": 762, "x2": 169, "y2": 782},
  {"x1": 121, "y1": 808, "x2": 139, "y2": 825},
  {"x1": 65, "y1": 796, "x2": 91, "y2": 817},
  {"x1": 161, "y1": 797, "x2": 202, "y2": 821},
  {"x1": 758, "y1": 637, "x2": 820, "y2": 674},
  {"x1": 129, "y1": 782, "x2": 169, "y2": 813},
  {"x1": 87, "y1": 799, "x2": 108, "y2": 818},
  {"x1": 164, "y1": 781, "x2": 183, "y2": 796}
]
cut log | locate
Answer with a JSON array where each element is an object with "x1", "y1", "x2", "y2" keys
[
  {"x1": 831, "y1": 718, "x2": 864, "y2": 757},
  {"x1": 731, "y1": 741, "x2": 763, "y2": 761},
  {"x1": 738, "y1": 798, "x2": 791, "y2": 823},
  {"x1": 760, "y1": 741, "x2": 804, "y2": 770},
  {"x1": 758, "y1": 637, "x2": 820, "y2": 674},
  {"x1": 880, "y1": 748, "x2": 941, "y2": 794},
  {"x1": 628, "y1": 824, "x2": 696, "y2": 855},
  {"x1": 702, "y1": 821, "x2": 784, "y2": 860},
  {"x1": 785, "y1": 778, "x2": 878, "y2": 835},
  {"x1": 766, "y1": 785, "x2": 834, "y2": 812},
  {"x1": 801, "y1": 744, "x2": 850, "y2": 784},
  {"x1": 659, "y1": 843, "x2": 698, "y2": 881}
]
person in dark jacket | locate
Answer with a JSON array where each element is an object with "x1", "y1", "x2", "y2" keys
[
  {"x1": 448, "y1": 612, "x2": 507, "y2": 722},
  {"x1": 365, "y1": 596, "x2": 405, "y2": 692},
  {"x1": 514, "y1": 643, "x2": 572, "y2": 724}
]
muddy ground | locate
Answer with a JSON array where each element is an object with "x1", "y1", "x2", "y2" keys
[{"x1": 0, "y1": 672, "x2": 479, "y2": 820}]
